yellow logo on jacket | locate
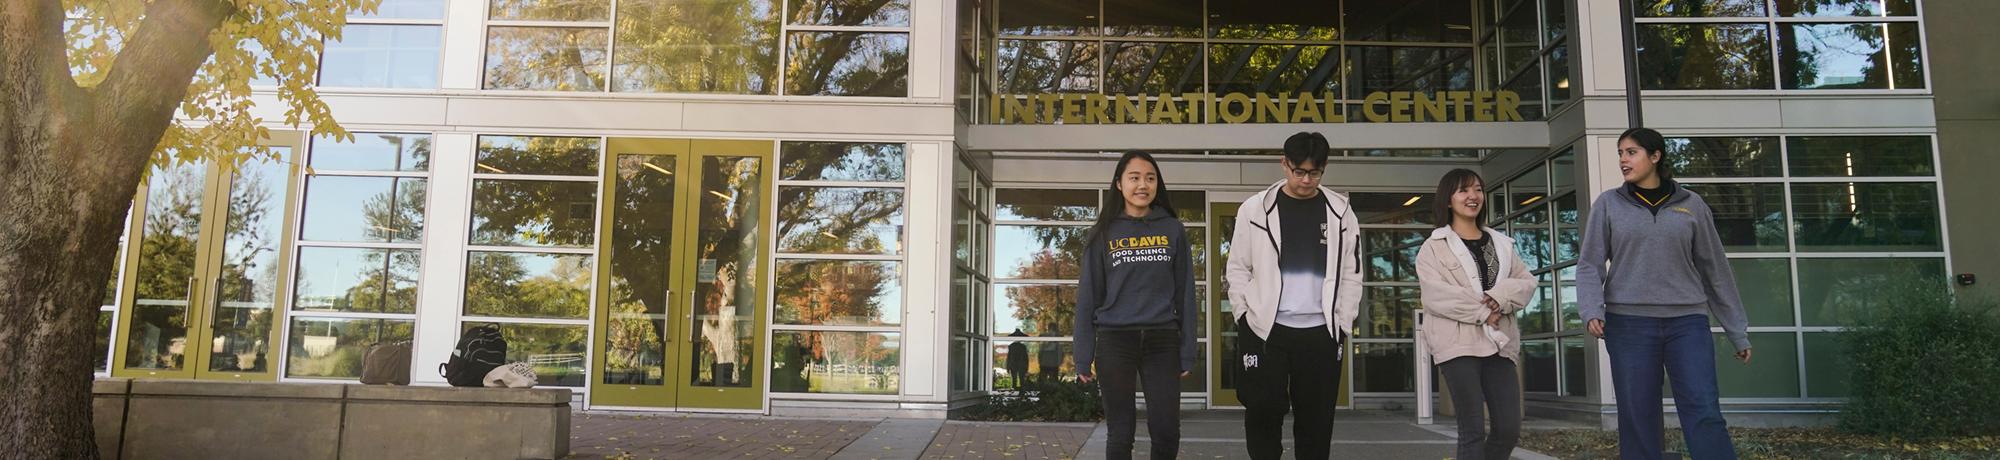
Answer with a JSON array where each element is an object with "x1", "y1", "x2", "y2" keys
[
  {"x1": 1671, "y1": 206, "x2": 1693, "y2": 215},
  {"x1": 1108, "y1": 235, "x2": 1171, "y2": 250}
]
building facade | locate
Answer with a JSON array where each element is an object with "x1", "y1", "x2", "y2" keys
[{"x1": 89, "y1": 0, "x2": 1988, "y2": 426}]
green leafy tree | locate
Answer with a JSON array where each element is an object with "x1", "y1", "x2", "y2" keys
[{"x1": 1, "y1": 0, "x2": 373, "y2": 454}]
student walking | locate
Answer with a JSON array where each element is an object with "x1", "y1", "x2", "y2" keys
[
  {"x1": 1579, "y1": 127, "x2": 1754, "y2": 460},
  {"x1": 1074, "y1": 151, "x2": 1198, "y2": 460},
  {"x1": 1224, "y1": 132, "x2": 1362, "y2": 460},
  {"x1": 1416, "y1": 169, "x2": 1534, "y2": 460}
]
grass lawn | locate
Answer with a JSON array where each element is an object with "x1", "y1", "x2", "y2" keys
[{"x1": 1520, "y1": 428, "x2": 2000, "y2": 459}]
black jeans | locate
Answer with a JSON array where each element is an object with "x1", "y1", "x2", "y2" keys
[
  {"x1": 1438, "y1": 355, "x2": 1522, "y2": 460},
  {"x1": 1096, "y1": 328, "x2": 1183, "y2": 460},
  {"x1": 1238, "y1": 322, "x2": 1343, "y2": 460}
]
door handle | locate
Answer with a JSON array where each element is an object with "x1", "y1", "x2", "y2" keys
[{"x1": 663, "y1": 288, "x2": 673, "y2": 343}]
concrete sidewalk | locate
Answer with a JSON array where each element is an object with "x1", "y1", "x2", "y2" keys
[{"x1": 566, "y1": 410, "x2": 1558, "y2": 459}]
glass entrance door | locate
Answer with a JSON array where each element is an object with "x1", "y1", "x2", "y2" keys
[
  {"x1": 592, "y1": 138, "x2": 770, "y2": 410},
  {"x1": 113, "y1": 140, "x2": 302, "y2": 381}
]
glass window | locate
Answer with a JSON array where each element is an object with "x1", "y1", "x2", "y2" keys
[
  {"x1": 781, "y1": 142, "x2": 906, "y2": 182},
  {"x1": 1555, "y1": 195, "x2": 1580, "y2": 262},
  {"x1": 1519, "y1": 274, "x2": 1553, "y2": 335},
  {"x1": 292, "y1": 247, "x2": 420, "y2": 313},
  {"x1": 1347, "y1": 46, "x2": 1476, "y2": 96},
  {"x1": 1352, "y1": 192, "x2": 1436, "y2": 226},
  {"x1": 1790, "y1": 183, "x2": 1941, "y2": 252},
  {"x1": 1364, "y1": 231, "x2": 1425, "y2": 283},
  {"x1": 1667, "y1": 137, "x2": 1782, "y2": 178},
  {"x1": 1634, "y1": 0, "x2": 1767, "y2": 17},
  {"x1": 996, "y1": 40, "x2": 1101, "y2": 93},
  {"x1": 1561, "y1": 336, "x2": 1587, "y2": 396},
  {"x1": 1541, "y1": 0, "x2": 1569, "y2": 43},
  {"x1": 1777, "y1": 0, "x2": 1917, "y2": 17},
  {"x1": 1680, "y1": 183, "x2": 1786, "y2": 252},
  {"x1": 489, "y1": 0, "x2": 608, "y2": 21},
  {"x1": 1797, "y1": 258, "x2": 1945, "y2": 326},
  {"x1": 1208, "y1": 44, "x2": 1341, "y2": 96},
  {"x1": 95, "y1": 310, "x2": 115, "y2": 373},
  {"x1": 610, "y1": 0, "x2": 779, "y2": 95},
  {"x1": 1803, "y1": 332, "x2": 1852, "y2": 397},
  {"x1": 950, "y1": 336, "x2": 970, "y2": 392},
  {"x1": 1715, "y1": 332, "x2": 1799, "y2": 397},
  {"x1": 786, "y1": 0, "x2": 910, "y2": 26},
  {"x1": 1346, "y1": 0, "x2": 1474, "y2": 43},
  {"x1": 1522, "y1": 339, "x2": 1556, "y2": 392},
  {"x1": 1359, "y1": 287, "x2": 1418, "y2": 338},
  {"x1": 1729, "y1": 258, "x2": 1795, "y2": 327},
  {"x1": 286, "y1": 318, "x2": 414, "y2": 379},
  {"x1": 778, "y1": 188, "x2": 904, "y2": 254},
  {"x1": 1103, "y1": 42, "x2": 1205, "y2": 96},
  {"x1": 994, "y1": 226, "x2": 1087, "y2": 279},
  {"x1": 1637, "y1": 24, "x2": 1774, "y2": 90},
  {"x1": 1168, "y1": 190, "x2": 1206, "y2": 223},
  {"x1": 997, "y1": 0, "x2": 1097, "y2": 36},
  {"x1": 1780, "y1": 23, "x2": 1924, "y2": 89},
  {"x1": 320, "y1": 25, "x2": 441, "y2": 89},
  {"x1": 993, "y1": 283, "x2": 1076, "y2": 337},
  {"x1": 997, "y1": 189, "x2": 1099, "y2": 221},
  {"x1": 1354, "y1": 343, "x2": 1415, "y2": 393},
  {"x1": 1786, "y1": 136, "x2": 1934, "y2": 177},
  {"x1": 786, "y1": 32, "x2": 910, "y2": 97},
  {"x1": 311, "y1": 133, "x2": 431, "y2": 172},
  {"x1": 1103, "y1": 0, "x2": 1202, "y2": 38},
  {"x1": 483, "y1": 27, "x2": 609, "y2": 91},
  {"x1": 1546, "y1": 44, "x2": 1572, "y2": 107},
  {"x1": 1208, "y1": 1, "x2": 1340, "y2": 40},
  {"x1": 991, "y1": 340, "x2": 1075, "y2": 389},
  {"x1": 1180, "y1": 343, "x2": 1208, "y2": 393},
  {"x1": 476, "y1": 322, "x2": 589, "y2": 387},
  {"x1": 300, "y1": 176, "x2": 427, "y2": 243},
  {"x1": 771, "y1": 331, "x2": 901, "y2": 394},
  {"x1": 469, "y1": 180, "x2": 599, "y2": 248},
  {"x1": 358, "y1": 0, "x2": 445, "y2": 19},
  {"x1": 1502, "y1": 61, "x2": 1545, "y2": 120},
  {"x1": 476, "y1": 136, "x2": 600, "y2": 177},
  {"x1": 775, "y1": 260, "x2": 902, "y2": 326},
  {"x1": 463, "y1": 251, "x2": 594, "y2": 319}
]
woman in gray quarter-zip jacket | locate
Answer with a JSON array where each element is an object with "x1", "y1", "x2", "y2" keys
[{"x1": 1579, "y1": 127, "x2": 1753, "y2": 460}]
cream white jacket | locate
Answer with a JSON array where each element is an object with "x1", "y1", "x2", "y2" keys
[
  {"x1": 1416, "y1": 227, "x2": 1536, "y2": 364},
  {"x1": 1224, "y1": 181, "x2": 1363, "y2": 342}
]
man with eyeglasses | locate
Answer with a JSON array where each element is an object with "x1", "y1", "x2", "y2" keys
[{"x1": 1224, "y1": 131, "x2": 1362, "y2": 460}]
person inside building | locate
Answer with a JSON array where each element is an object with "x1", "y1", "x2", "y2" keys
[
  {"x1": 1579, "y1": 127, "x2": 1754, "y2": 460},
  {"x1": 1074, "y1": 151, "x2": 1197, "y2": 460},
  {"x1": 1416, "y1": 169, "x2": 1534, "y2": 460},
  {"x1": 1223, "y1": 132, "x2": 1362, "y2": 460}
]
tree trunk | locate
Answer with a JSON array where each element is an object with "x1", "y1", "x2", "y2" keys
[{"x1": 1, "y1": 0, "x2": 236, "y2": 457}]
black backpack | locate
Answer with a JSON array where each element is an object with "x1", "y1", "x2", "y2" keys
[{"x1": 440, "y1": 323, "x2": 507, "y2": 387}]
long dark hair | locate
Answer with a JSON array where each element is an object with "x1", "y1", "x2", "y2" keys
[
  {"x1": 1617, "y1": 127, "x2": 1674, "y2": 181},
  {"x1": 1432, "y1": 168, "x2": 1485, "y2": 229},
  {"x1": 1089, "y1": 152, "x2": 1178, "y2": 245}
]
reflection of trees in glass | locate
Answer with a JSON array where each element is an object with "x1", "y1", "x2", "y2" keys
[
  {"x1": 691, "y1": 157, "x2": 762, "y2": 387},
  {"x1": 1667, "y1": 137, "x2": 1781, "y2": 177},
  {"x1": 210, "y1": 155, "x2": 289, "y2": 372},
  {"x1": 465, "y1": 252, "x2": 593, "y2": 319},
  {"x1": 484, "y1": 27, "x2": 608, "y2": 91},
  {"x1": 1781, "y1": 23, "x2": 1922, "y2": 90},
  {"x1": 1637, "y1": 24, "x2": 1773, "y2": 90},
  {"x1": 776, "y1": 261, "x2": 891, "y2": 326},
  {"x1": 604, "y1": 155, "x2": 674, "y2": 384},
  {"x1": 773, "y1": 331, "x2": 897, "y2": 393},
  {"x1": 786, "y1": 32, "x2": 909, "y2": 96},
  {"x1": 997, "y1": 40, "x2": 1099, "y2": 93},
  {"x1": 471, "y1": 137, "x2": 600, "y2": 248},
  {"x1": 1104, "y1": 42, "x2": 1203, "y2": 95},
  {"x1": 286, "y1": 318, "x2": 413, "y2": 379},
  {"x1": 788, "y1": 0, "x2": 911, "y2": 26},
  {"x1": 1208, "y1": 44, "x2": 1340, "y2": 95},
  {"x1": 613, "y1": 0, "x2": 778, "y2": 94},
  {"x1": 1777, "y1": 0, "x2": 1916, "y2": 17},
  {"x1": 489, "y1": 0, "x2": 611, "y2": 21},
  {"x1": 1637, "y1": 0, "x2": 1767, "y2": 17}
]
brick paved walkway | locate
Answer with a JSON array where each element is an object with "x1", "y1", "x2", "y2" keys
[
  {"x1": 918, "y1": 422, "x2": 1094, "y2": 460},
  {"x1": 567, "y1": 412, "x2": 878, "y2": 459}
]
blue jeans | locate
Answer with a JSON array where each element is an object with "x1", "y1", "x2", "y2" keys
[{"x1": 1605, "y1": 313, "x2": 1736, "y2": 460}]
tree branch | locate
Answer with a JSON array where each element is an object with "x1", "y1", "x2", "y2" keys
[
  {"x1": 91, "y1": 0, "x2": 235, "y2": 154},
  {"x1": 0, "y1": 0, "x2": 82, "y2": 172}
]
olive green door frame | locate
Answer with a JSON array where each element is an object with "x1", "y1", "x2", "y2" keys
[
  {"x1": 111, "y1": 133, "x2": 305, "y2": 382},
  {"x1": 591, "y1": 138, "x2": 771, "y2": 411},
  {"x1": 1206, "y1": 200, "x2": 1352, "y2": 408}
]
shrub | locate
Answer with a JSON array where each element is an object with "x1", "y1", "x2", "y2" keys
[
  {"x1": 960, "y1": 380, "x2": 1103, "y2": 422},
  {"x1": 1837, "y1": 280, "x2": 2000, "y2": 439}
]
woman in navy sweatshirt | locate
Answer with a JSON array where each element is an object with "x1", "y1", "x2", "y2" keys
[
  {"x1": 1579, "y1": 127, "x2": 1754, "y2": 460},
  {"x1": 1074, "y1": 151, "x2": 1197, "y2": 460}
]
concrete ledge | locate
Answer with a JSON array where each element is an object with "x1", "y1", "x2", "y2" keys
[{"x1": 93, "y1": 379, "x2": 570, "y2": 460}]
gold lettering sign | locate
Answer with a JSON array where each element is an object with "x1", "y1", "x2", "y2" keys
[{"x1": 988, "y1": 91, "x2": 1523, "y2": 124}]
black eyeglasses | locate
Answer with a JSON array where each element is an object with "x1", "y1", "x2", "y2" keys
[{"x1": 1290, "y1": 168, "x2": 1325, "y2": 179}]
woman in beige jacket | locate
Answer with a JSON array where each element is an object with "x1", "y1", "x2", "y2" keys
[{"x1": 1416, "y1": 169, "x2": 1537, "y2": 460}]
